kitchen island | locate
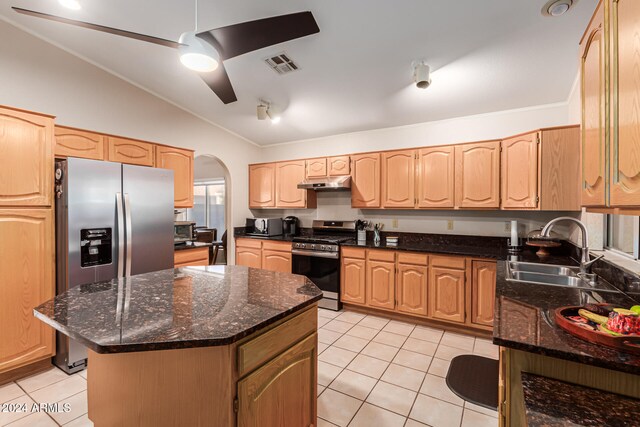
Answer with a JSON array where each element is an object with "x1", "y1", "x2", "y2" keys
[{"x1": 33, "y1": 265, "x2": 322, "y2": 427}]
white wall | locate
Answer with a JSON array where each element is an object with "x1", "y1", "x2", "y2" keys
[{"x1": 0, "y1": 20, "x2": 261, "y2": 262}]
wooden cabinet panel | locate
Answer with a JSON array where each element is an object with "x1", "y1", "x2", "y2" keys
[
  {"x1": 341, "y1": 257, "x2": 366, "y2": 305},
  {"x1": 501, "y1": 133, "x2": 539, "y2": 209},
  {"x1": 262, "y1": 241, "x2": 292, "y2": 252},
  {"x1": 0, "y1": 107, "x2": 53, "y2": 207},
  {"x1": 351, "y1": 153, "x2": 381, "y2": 208},
  {"x1": 306, "y1": 158, "x2": 327, "y2": 178},
  {"x1": 107, "y1": 137, "x2": 154, "y2": 167},
  {"x1": 431, "y1": 255, "x2": 465, "y2": 270},
  {"x1": 54, "y1": 126, "x2": 105, "y2": 160},
  {"x1": 396, "y1": 252, "x2": 428, "y2": 266},
  {"x1": 580, "y1": 1, "x2": 608, "y2": 207},
  {"x1": 328, "y1": 156, "x2": 350, "y2": 176},
  {"x1": 471, "y1": 261, "x2": 496, "y2": 327},
  {"x1": 455, "y1": 141, "x2": 500, "y2": 208},
  {"x1": 609, "y1": 0, "x2": 640, "y2": 207},
  {"x1": 155, "y1": 146, "x2": 194, "y2": 208},
  {"x1": 342, "y1": 247, "x2": 366, "y2": 259},
  {"x1": 276, "y1": 161, "x2": 308, "y2": 208},
  {"x1": 366, "y1": 258, "x2": 395, "y2": 310},
  {"x1": 262, "y1": 249, "x2": 292, "y2": 273},
  {"x1": 539, "y1": 127, "x2": 581, "y2": 211},
  {"x1": 0, "y1": 209, "x2": 55, "y2": 373},
  {"x1": 396, "y1": 263, "x2": 428, "y2": 316},
  {"x1": 429, "y1": 267, "x2": 465, "y2": 323},
  {"x1": 237, "y1": 333, "x2": 316, "y2": 427},
  {"x1": 249, "y1": 163, "x2": 276, "y2": 208},
  {"x1": 236, "y1": 247, "x2": 262, "y2": 269},
  {"x1": 382, "y1": 150, "x2": 416, "y2": 208},
  {"x1": 174, "y1": 247, "x2": 209, "y2": 267},
  {"x1": 417, "y1": 146, "x2": 455, "y2": 208}
]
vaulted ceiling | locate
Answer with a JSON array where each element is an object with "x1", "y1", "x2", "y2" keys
[{"x1": 0, "y1": 0, "x2": 596, "y2": 145}]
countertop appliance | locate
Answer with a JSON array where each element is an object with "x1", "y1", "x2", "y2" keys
[
  {"x1": 283, "y1": 216, "x2": 300, "y2": 237},
  {"x1": 174, "y1": 221, "x2": 196, "y2": 244},
  {"x1": 291, "y1": 220, "x2": 356, "y2": 310},
  {"x1": 54, "y1": 157, "x2": 174, "y2": 373},
  {"x1": 245, "y1": 217, "x2": 283, "y2": 237}
]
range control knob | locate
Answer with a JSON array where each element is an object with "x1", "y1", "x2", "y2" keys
[
  {"x1": 310, "y1": 244, "x2": 316, "y2": 250},
  {"x1": 300, "y1": 243, "x2": 306, "y2": 249},
  {"x1": 320, "y1": 245, "x2": 326, "y2": 251}
]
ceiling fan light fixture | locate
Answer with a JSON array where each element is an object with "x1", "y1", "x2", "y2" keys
[
  {"x1": 58, "y1": 0, "x2": 81, "y2": 10},
  {"x1": 178, "y1": 32, "x2": 219, "y2": 72}
]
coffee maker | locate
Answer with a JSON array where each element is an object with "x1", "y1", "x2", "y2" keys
[{"x1": 283, "y1": 216, "x2": 300, "y2": 237}]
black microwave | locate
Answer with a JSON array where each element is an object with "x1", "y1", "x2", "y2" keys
[{"x1": 174, "y1": 221, "x2": 195, "y2": 243}]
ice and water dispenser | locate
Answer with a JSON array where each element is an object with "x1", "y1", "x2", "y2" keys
[{"x1": 80, "y1": 228, "x2": 112, "y2": 267}]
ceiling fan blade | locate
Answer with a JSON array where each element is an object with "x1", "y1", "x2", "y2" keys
[
  {"x1": 198, "y1": 11, "x2": 319, "y2": 60},
  {"x1": 199, "y1": 64, "x2": 237, "y2": 104},
  {"x1": 12, "y1": 7, "x2": 182, "y2": 49}
]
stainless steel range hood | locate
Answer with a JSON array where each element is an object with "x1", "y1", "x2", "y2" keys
[{"x1": 297, "y1": 176, "x2": 351, "y2": 191}]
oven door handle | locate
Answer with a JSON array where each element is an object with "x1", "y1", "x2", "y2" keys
[{"x1": 292, "y1": 249, "x2": 340, "y2": 259}]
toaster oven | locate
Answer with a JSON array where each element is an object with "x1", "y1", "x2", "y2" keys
[{"x1": 174, "y1": 221, "x2": 195, "y2": 244}]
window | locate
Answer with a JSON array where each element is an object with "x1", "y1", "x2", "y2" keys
[
  {"x1": 186, "y1": 180, "x2": 225, "y2": 235},
  {"x1": 604, "y1": 214, "x2": 640, "y2": 259}
]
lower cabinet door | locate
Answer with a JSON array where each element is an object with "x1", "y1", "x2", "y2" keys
[
  {"x1": 396, "y1": 264, "x2": 428, "y2": 316},
  {"x1": 237, "y1": 333, "x2": 317, "y2": 427},
  {"x1": 366, "y1": 260, "x2": 395, "y2": 310},
  {"x1": 236, "y1": 247, "x2": 262, "y2": 269},
  {"x1": 471, "y1": 261, "x2": 497, "y2": 327},
  {"x1": 262, "y1": 250, "x2": 292, "y2": 273},
  {"x1": 429, "y1": 267, "x2": 465, "y2": 323},
  {"x1": 0, "y1": 209, "x2": 55, "y2": 373},
  {"x1": 341, "y1": 257, "x2": 366, "y2": 305}
]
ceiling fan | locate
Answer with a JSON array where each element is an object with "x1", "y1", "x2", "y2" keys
[{"x1": 12, "y1": 3, "x2": 320, "y2": 104}]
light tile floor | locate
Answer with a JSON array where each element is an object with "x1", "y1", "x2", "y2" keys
[{"x1": 0, "y1": 308, "x2": 498, "y2": 427}]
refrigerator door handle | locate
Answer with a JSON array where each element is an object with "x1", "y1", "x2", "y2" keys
[
  {"x1": 116, "y1": 192, "x2": 125, "y2": 279},
  {"x1": 124, "y1": 193, "x2": 133, "y2": 277}
]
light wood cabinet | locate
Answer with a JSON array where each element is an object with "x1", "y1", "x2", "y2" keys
[
  {"x1": 0, "y1": 106, "x2": 54, "y2": 207},
  {"x1": 417, "y1": 146, "x2": 455, "y2": 208},
  {"x1": 396, "y1": 263, "x2": 428, "y2": 316},
  {"x1": 429, "y1": 266, "x2": 466, "y2": 324},
  {"x1": 501, "y1": 132, "x2": 538, "y2": 209},
  {"x1": 341, "y1": 256, "x2": 366, "y2": 305},
  {"x1": 382, "y1": 150, "x2": 416, "y2": 208},
  {"x1": 107, "y1": 136, "x2": 154, "y2": 167},
  {"x1": 471, "y1": 260, "x2": 496, "y2": 327},
  {"x1": 306, "y1": 158, "x2": 327, "y2": 178},
  {"x1": 235, "y1": 239, "x2": 263, "y2": 269},
  {"x1": 0, "y1": 209, "x2": 55, "y2": 374},
  {"x1": 609, "y1": 0, "x2": 640, "y2": 207},
  {"x1": 54, "y1": 126, "x2": 105, "y2": 160},
  {"x1": 351, "y1": 153, "x2": 381, "y2": 208},
  {"x1": 174, "y1": 247, "x2": 209, "y2": 268},
  {"x1": 276, "y1": 161, "x2": 315, "y2": 208},
  {"x1": 328, "y1": 156, "x2": 350, "y2": 176},
  {"x1": 455, "y1": 140, "x2": 500, "y2": 208},
  {"x1": 262, "y1": 249, "x2": 292, "y2": 273},
  {"x1": 249, "y1": 163, "x2": 276, "y2": 208},
  {"x1": 155, "y1": 146, "x2": 194, "y2": 208},
  {"x1": 366, "y1": 251, "x2": 395, "y2": 310},
  {"x1": 581, "y1": 1, "x2": 608, "y2": 207},
  {"x1": 235, "y1": 239, "x2": 292, "y2": 272}
]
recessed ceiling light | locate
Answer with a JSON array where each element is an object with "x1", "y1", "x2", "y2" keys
[
  {"x1": 58, "y1": 0, "x2": 81, "y2": 10},
  {"x1": 542, "y1": 0, "x2": 574, "y2": 17}
]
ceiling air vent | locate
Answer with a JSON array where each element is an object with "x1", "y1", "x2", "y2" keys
[{"x1": 264, "y1": 52, "x2": 299, "y2": 75}]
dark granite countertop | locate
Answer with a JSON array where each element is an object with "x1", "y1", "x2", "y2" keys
[
  {"x1": 521, "y1": 372, "x2": 640, "y2": 426},
  {"x1": 174, "y1": 241, "x2": 214, "y2": 251},
  {"x1": 342, "y1": 240, "x2": 508, "y2": 259},
  {"x1": 33, "y1": 266, "x2": 322, "y2": 354},
  {"x1": 494, "y1": 256, "x2": 640, "y2": 375},
  {"x1": 235, "y1": 234, "x2": 296, "y2": 242}
]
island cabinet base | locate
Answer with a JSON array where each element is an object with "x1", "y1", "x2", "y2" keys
[
  {"x1": 87, "y1": 305, "x2": 318, "y2": 427},
  {"x1": 499, "y1": 347, "x2": 640, "y2": 427}
]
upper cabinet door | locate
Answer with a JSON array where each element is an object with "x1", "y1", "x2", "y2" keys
[
  {"x1": 417, "y1": 146, "x2": 455, "y2": 208},
  {"x1": 351, "y1": 153, "x2": 381, "y2": 208},
  {"x1": 306, "y1": 158, "x2": 327, "y2": 178},
  {"x1": 328, "y1": 156, "x2": 350, "y2": 176},
  {"x1": 275, "y1": 161, "x2": 307, "y2": 208},
  {"x1": 155, "y1": 146, "x2": 194, "y2": 208},
  {"x1": 501, "y1": 133, "x2": 539, "y2": 209},
  {"x1": 609, "y1": 0, "x2": 640, "y2": 207},
  {"x1": 54, "y1": 126, "x2": 105, "y2": 160},
  {"x1": 382, "y1": 150, "x2": 416, "y2": 208},
  {"x1": 0, "y1": 107, "x2": 53, "y2": 207},
  {"x1": 580, "y1": 1, "x2": 608, "y2": 207},
  {"x1": 107, "y1": 137, "x2": 154, "y2": 167},
  {"x1": 249, "y1": 163, "x2": 276, "y2": 208},
  {"x1": 455, "y1": 141, "x2": 500, "y2": 208}
]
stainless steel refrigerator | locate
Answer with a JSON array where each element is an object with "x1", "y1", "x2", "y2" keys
[{"x1": 54, "y1": 157, "x2": 174, "y2": 373}]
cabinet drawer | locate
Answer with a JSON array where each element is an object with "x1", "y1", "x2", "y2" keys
[
  {"x1": 262, "y1": 240, "x2": 292, "y2": 252},
  {"x1": 237, "y1": 306, "x2": 316, "y2": 377},
  {"x1": 328, "y1": 156, "x2": 350, "y2": 176},
  {"x1": 107, "y1": 137, "x2": 154, "y2": 167},
  {"x1": 174, "y1": 247, "x2": 209, "y2": 267},
  {"x1": 367, "y1": 249, "x2": 395, "y2": 262},
  {"x1": 342, "y1": 247, "x2": 366, "y2": 259},
  {"x1": 236, "y1": 238, "x2": 262, "y2": 249},
  {"x1": 430, "y1": 255, "x2": 466, "y2": 270},
  {"x1": 397, "y1": 252, "x2": 428, "y2": 266}
]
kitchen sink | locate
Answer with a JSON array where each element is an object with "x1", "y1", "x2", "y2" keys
[
  {"x1": 506, "y1": 261, "x2": 618, "y2": 292},
  {"x1": 507, "y1": 261, "x2": 579, "y2": 277},
  {"x1": 509, "y1": 271, "x2": 584, "y2": 287}
]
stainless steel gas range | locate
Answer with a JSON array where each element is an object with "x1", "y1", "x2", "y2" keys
[{"x1": 291, "y1": 220, "x2": 356, "y2": 310}]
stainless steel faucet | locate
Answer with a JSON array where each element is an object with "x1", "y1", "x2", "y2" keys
[{"x1": 540, "y1": 216, "x2": 603, "y2": 274}]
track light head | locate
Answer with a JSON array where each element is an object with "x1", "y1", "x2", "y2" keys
[{"x1": 413, "y1": 61, "x2": 431, "y2": 89}]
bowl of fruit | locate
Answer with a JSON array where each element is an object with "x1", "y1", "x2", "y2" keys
[{"x1": 555, "y1": 304, "x2": 640, "y2": 355}]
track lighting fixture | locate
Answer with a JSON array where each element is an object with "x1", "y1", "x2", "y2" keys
[
  {"x1": 413, "y1": 61, "x2": 431, "y2": 89},
  {"x1": 257, "y1": 101, "x2": 282, "y2": 124}
]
